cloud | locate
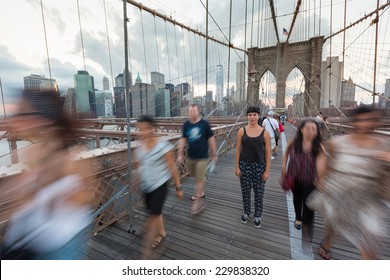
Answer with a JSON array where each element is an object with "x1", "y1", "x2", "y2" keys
[{"x1": 0, "y1": 45, "x2": 31, "y2": 93}]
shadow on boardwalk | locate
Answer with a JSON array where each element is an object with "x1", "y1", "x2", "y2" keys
[{"x1": 83, "y1": 124, "x2": 390, "y2": 260}]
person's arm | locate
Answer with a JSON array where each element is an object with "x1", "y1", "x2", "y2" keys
[
  {"x1": 206, "y1": 121, "x2": 218, "y2": 162},
  {"x1": 176, "y1": 137, "x2": 186, "y2": 164},
  {"x1": 262, "y1": 130, "x2": 271, "y2": 181},
  {"x1": 281, "y1": 141, "x2": 293, "y2": 177},
  {"x1": 235, "y1": 128, "x2": 243, "y2": 177},
  {"x1": 164, "y1": 150, "x2": 184, "y2": 199},
  {"x1": 209, "y1": 136, "x2": 218, "y2": 162}
]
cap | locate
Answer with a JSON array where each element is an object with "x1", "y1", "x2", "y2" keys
[{"x1": 267, "y1": 110, "x2": 275, "y2": 116}]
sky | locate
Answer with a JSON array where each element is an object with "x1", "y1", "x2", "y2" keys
[{"x1": 0, "y1": 0, "x2": 388, "y2": 114}]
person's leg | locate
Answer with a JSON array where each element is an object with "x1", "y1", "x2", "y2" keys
[
  {"x1": 360, "y1": 247, "x2": 378, "y2": 260},
  {"x1": 239, "y1": 161, "x2": 252, "y2": 219},
  {"x1": 270, "y1": 138, "x2": 276, "y2": 159},
  {"x1": 302, "y1": 184, "x2": 315, "y2": 239},
  {"x1": 253, "y1": 163, "x2": 266, "y2": 219},
  {"x1": 191, "y1": 160, "x2": 208, "y2": 213},
  {"x1": 194, "y1": 159, "x2": 208, "y2": 197},
  {"x1": 292, "y1": 180, "x2": 303, "y2": 226},
  {"x1": 141, "y1": 183, "x2": 168, "y2": 258},
  {"x1": 319, "y1": 219, "x2": 333, "y2": 260}
]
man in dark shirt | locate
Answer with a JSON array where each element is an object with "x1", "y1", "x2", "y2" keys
[{"x1": 177, "y1": 104, "x2": 217, "y2": 214}]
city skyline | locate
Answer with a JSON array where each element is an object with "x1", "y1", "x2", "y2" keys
[{"x1": 0, "y1": 1, "x2": 388, "y2": 116}]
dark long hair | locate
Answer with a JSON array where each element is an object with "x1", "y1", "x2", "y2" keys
[
  {"x1": 292, "y1": 119, "x2": 323, "y2": 158},
  {"x1": 21, "y1": 91, "x2": 77, "y2": 149}
]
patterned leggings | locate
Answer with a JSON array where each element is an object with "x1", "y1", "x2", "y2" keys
[{"x1": 239, "y1": 161, "x2": 266, "y2": 218}]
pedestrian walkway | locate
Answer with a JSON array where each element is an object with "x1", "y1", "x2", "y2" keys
[{"x1": 82, "y1": 123, "x2": 390, "y2": 260}]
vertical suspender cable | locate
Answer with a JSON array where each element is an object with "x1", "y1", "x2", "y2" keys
[
  {"x1": 182, "y1": 28, "x2": 187, "y2": 79},
  {"x1": 188, "y1": 30, "x2": 194, "y2": 85},
  {"x1": 308, "y1": 0, "x2": 311, "y2": 39},
  {"x1": 76, "y1": 0, "x2": 87, "y2": 71},
  {"x1": 227, "y1": 0, "x2": 233, "y2": 117},
  {"x1": 205, "y1": 0, "x2": 209, "y2": 116},
  {"x1": 40, "y1": 0, "x2": 53, "y2": 88},
  {"x1": 154, "y1": 16, "x2": 160, "y2": 72},
  {"x1": 257, "y1": 0, "x2": 261, "y2": 47},
  {"x1": 0, "y1": 77, "x2": 6, "y2": 119},
  {"x1": 319, "y1": 0, "x2": 321, "y2": 36},
  {"x1": 244, "y1": 0, "x2": 248, "y2": 102},
  {"x1": 103, "y1": 0, "x2": 115, "y2": 95},
  {"x1": 329, "y1": 0, "x2": 332, "y2": 108},
  {"x1": 342, "y1": 0, "x2": 347, "y2": 82},
  {"x1": 140, "y1": 9, "x2": 148, "y2": 83},
  {"x1": 165, "y1": 21, "x2": 172, "y2": 82},
  {"x1": 314, "y1": 0, "x2": 316, "y2": 36},
  {"x1": 251, "y1": 0, "x2": 255, "y2": 47},
  {"x1": 174, "y1": 23, "x2": 180, "y2": 82},
  {"x1": 122, "y1": 0, "x2": 134, "y2": 235},
  {"x1": 372, "y1": 0, "x2": 380, "y2": 107}
]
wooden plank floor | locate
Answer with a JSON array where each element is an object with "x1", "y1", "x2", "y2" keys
[{"x1": 83, "y1": 123, "x2": 390, "y2": 260}]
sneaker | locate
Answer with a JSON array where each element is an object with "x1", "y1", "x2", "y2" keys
[
  {"x1": 271, "y1": 156, "x2": 275, "y2": 160},
  {"x1": 240, "y1": 214, "x2": 249, "y2": 224},
  {"x1": 272, "y1": 152, "x2": 278, "y2": 157},
  {"x1": 253, "y1": 218, "x2": 262, "y2": 228}
]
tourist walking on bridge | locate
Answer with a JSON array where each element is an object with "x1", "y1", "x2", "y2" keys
[
  {"x1": 177, "y1": 104, "x2": 217, "y2": 214},
  {"x1": 134, "y1": 116, "x2": 183, "y2": 257},
  {"x1": 0, "y1": 91, "x2": 93, "y2": 260},
  {"x1": 235, "y1": 106, "x2": 271, "y2": 228},
  {"x1": 262, "y1": 110, "x2": 280, "y2": 159},
  {"x1": 308, "y1": 106, "x2": 390, "y2": 260},
  {"x1": 282, "y1": 119, "x2": 326, "y2": 242}
]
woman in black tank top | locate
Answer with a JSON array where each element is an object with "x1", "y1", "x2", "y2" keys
[{"x1": 235, "y1": 106, "x2": 272, "y2": 228}]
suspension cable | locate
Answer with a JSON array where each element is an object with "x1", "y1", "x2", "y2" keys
[
  {"x1": 153, "y1": 15, "x2": 160, "y2": 72},
  {"x1": 40, "y1": 0, "x2": 52, "y2": 87},
  {"x1": 103, "y1": 0, "x2": 115, "y2": 93},
  {"x1": 140, "y1": 9, "x2": 149, "y2": 83},
  {"x1": 76, "y1": 0, "x2": 87, "y2": 70}
]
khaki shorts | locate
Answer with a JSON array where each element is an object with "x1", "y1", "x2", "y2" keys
[
  {"x1": 187, "y1": 158, "x2": 208, "y2": 182},
  {"x1": 270, "y1": 137, "x2": 276, "y2": 149}
]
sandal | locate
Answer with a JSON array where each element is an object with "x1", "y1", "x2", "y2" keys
[
  {"x1": 319, "y1": 245, "x2": 331, "y2": 260},
  {"x1": 190, "y1": 194, "x2": 205, "y2": 201},
  {"x1": 151, "y1": 233, "x2": 166, "y2": 249},
  {"x1": 294, "y1": 220, "x2": 302, "y2": 230}
]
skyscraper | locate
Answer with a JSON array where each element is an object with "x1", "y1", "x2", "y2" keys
[
  {"x1": 236, "y1": 62, "x2": 246, "y2": 102},
  {"x1": 151, "y1": 71, "x2": 165, "y2": 90},
  {"x1": 74, "y1": 70, "x2": 96, "y2": 118},
  {"x1": 341, "y1": 77, "x2": 356, "y2": 107},
  {"x1": 95, "y1": 90, "x2": 114, "y2": 117},
  {"x1": 103, "y1": 76, "x2": 109, "y2": 90},
  {"x1": 115, "y1": 73, "x2": 124, "y2": 87},
  {"x1": 131, "y1": 73, "x2": 156, "y2": 117},
  {"x1": 23, "y1": 74, "x2": 58, "y2": 92},
  {"x1": 216, "y1": 65, "x2": 224, "y2": 106},
  {"x1": 320, "y1": 56, "x2": 343, "y2": 108},
  {"x1": 63, "y1": 88, "x2": 76, "y2": 117}
]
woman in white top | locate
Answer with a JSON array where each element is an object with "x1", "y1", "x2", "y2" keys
[
  {"x1": 134, "y1": 116, "x2": 183, "y2": 258},
  {"x1": 0, "y1": 90, "x2": 93, "y2": 259}
]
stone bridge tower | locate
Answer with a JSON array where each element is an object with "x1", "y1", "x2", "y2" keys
[{"x1": 247, "y1": 36, "x2": 324, "y2": 116}]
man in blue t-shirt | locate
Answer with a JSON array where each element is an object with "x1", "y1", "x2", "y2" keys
[{"x1": 177, "y1": 104, "x2": 217, "y2": 214}]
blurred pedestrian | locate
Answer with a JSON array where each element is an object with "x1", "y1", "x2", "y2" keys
[
  {"x1": 262, "y1": 111, "x2": 280, "y2": 159},
  {"x1": 235, "y1": 106, "x2": 271, "y2": 228},
  {"x1": 177, "y1": 104, "x2": 217, "y2": 214},
  {"x1": 0, "y1": 91, "x2": 93, "y2": 260},
  {"x1": 275, "y1": 115, "x2": 285, "y2": 149},
  {"x1": 308, "y1": 106, "x2": 390, "y2": 260},
  {"x1": 281, "y1": 119, "x2": 326, "y2": 242},
  {"x1": 135, "y1": 116, "x2": 183, "y2": 257}
]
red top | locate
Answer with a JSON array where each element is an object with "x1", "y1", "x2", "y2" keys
[{"x1": 279, "y1": 122, "x2": 285, "y2": 133}]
